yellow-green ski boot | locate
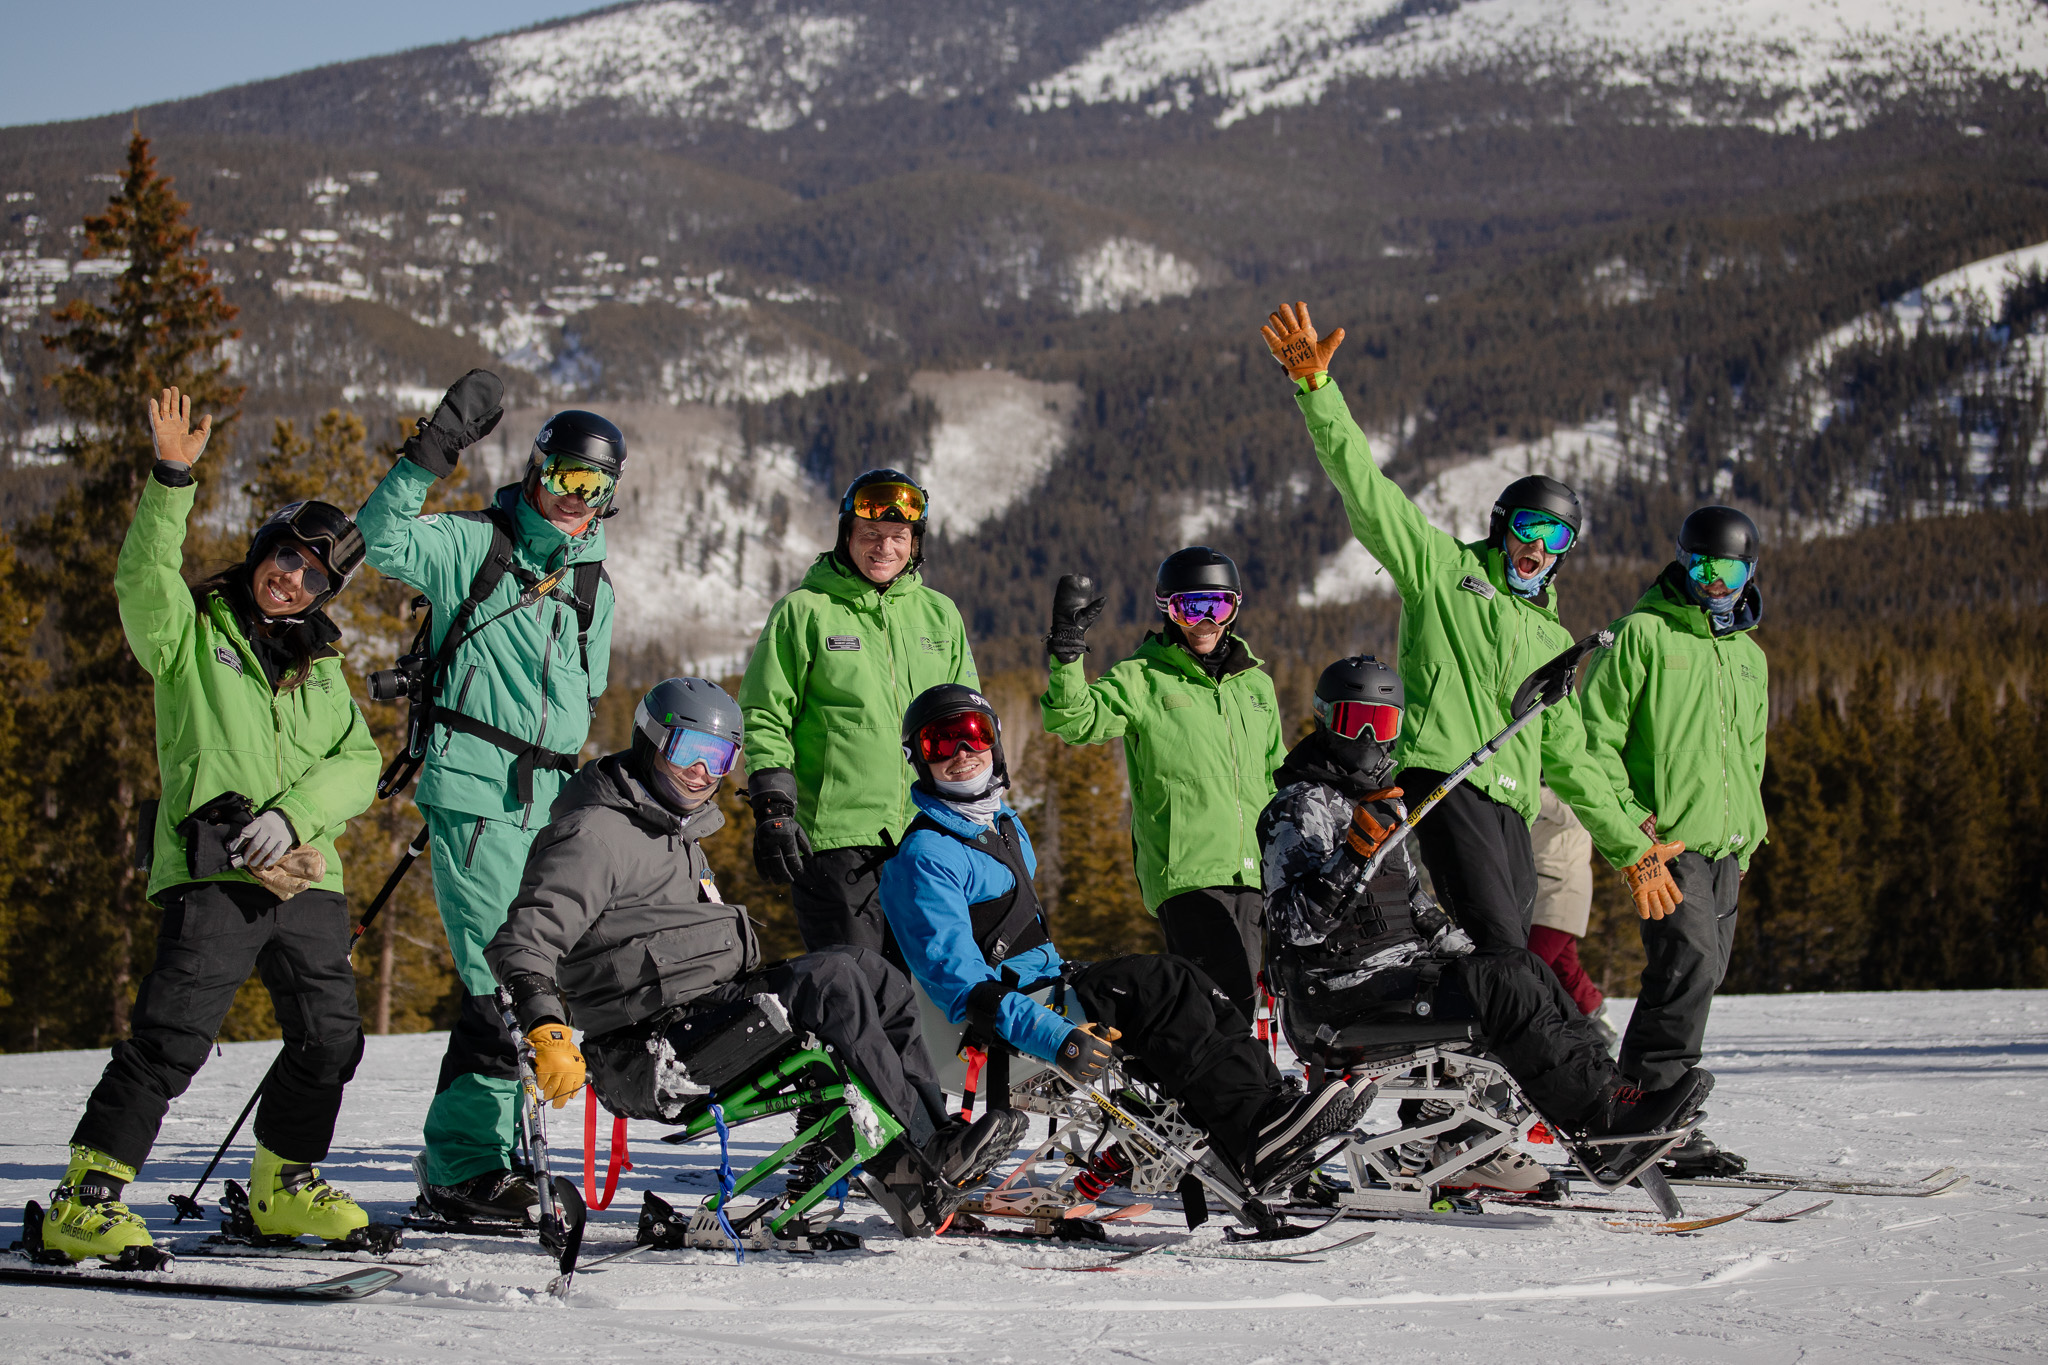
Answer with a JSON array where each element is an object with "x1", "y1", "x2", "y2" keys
[
  {"x1": 38, "y1": 1146, "x2": 163, "y2": 1268},
  {"x1": 247, "y1": 1144, "x2": 372, "y2": 1244}
]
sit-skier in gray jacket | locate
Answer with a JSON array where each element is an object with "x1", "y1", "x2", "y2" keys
[{"x1": 482, "y1": 677, "x2": 1026, "y2": 1236}]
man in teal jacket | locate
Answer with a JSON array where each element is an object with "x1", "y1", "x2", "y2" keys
[
  {"x1": 1261, "y1": 302, "x2": 1679, "y2": 954},
  {"x1": 1038, "y1": 547, "x2": 1287, "y2": 1021},
  {"x1": 356, "y1": 372, "x2": 620, "y2": 1224},
  {"x1": 1581, "y1": 506, "x2": 1768, "y2": 1176},
  {"x1": 739, "y1": 469, "x2": 979, "y2": 958}
]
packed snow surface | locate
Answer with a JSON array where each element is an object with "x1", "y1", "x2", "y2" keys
[
  {"x1": 0, "y1": 990, "x2": 2041, "y2": 1361},
  {"x1": 1025, "y1": 0, "x2": 2048, "y2": 130}
]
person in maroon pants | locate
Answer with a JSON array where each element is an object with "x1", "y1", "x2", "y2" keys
[{"x1": 1527, "y1": 787, "x2": 1619, "y2": 1052}]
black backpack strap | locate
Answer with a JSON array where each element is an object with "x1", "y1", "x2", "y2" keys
[{"x1": 570, "y1": 559, "x2": 607, "y2": 680}]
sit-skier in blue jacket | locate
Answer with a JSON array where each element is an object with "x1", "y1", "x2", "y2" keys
[{"x1": 877, "y1": 684, "x2": 1370, "y2": 1183}]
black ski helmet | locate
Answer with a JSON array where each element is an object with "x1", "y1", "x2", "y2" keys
[
  {"x1": 527, "y1": 410, "x2": 627, "y2": 513},
  {"x1": 1312, "y1": 654, "x2": 1404, "y2": 785},
  {"x1": 900, "y1": 683, "x2": 1008, "y2": 799},
  {"x1": 247, "y1": 500, "x2": 365, "y2": 614},
  {"x1": 632, "y1": 677, "x2": 744, "y2": 813},
  {"x1": 837, "y1": 468, "x2": 929, "y2": 577},
  {"x1": 1677, "y1": 506, "x2": 1761, "y2": 563},
  {"x1": 1155, "y1": 546, "x2": 1242, "y2": 602},
  {"x1": 1488, "y1": 475, "x2": 1584, "y2": 554}
]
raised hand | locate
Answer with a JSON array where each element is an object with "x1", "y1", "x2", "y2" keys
[
  {"x1": 147, "y1": 387, "x2": 213, "y2": 466},
  {"x1": 1046, "y1": 573, "x2": 1106, "y2": 665},
  {"x1": 1261, "y1": 302, "x2": 1346, "y2": 380}
]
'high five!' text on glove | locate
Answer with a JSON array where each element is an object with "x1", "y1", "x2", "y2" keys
[{"x1": 1261, "y1": 302, "x2": 1346, "y2": 384}]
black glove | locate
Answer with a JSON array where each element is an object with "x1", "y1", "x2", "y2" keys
[
  {"x1": 403, "y1": 368, "x2": 505, "y2": 478},
  {"x1": 1054, "y1": 1023, "x2": 1120, "y2": 1085},
  {"x1": 1046, "y1": 573, "x2": 1106, "y2": 665},
  {"x1": 748, "y1": 767, "x2": 812, "y2": 883}
]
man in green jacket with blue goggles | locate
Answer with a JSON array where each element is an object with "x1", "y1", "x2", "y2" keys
[
  {"x1": 1260, "y1": 302, "x2": 1681, "y2": 955},
  {"x1": 739, "y1": 469, "x2": 979, "y2": 958},
  {"x1": 356, "y1": 372, "x2": 619, "y2": 1225},
  {"x1": 1581, "y1": 506, "x2": 1768, "y2": 1177}
]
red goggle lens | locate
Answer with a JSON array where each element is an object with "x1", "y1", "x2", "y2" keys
[
  {"x1": 916, "y1": 711, "x2": 997, "y2": 762},
  {"x1": 1323, "y1": 700, "x2": 1402, "y2": 743}
]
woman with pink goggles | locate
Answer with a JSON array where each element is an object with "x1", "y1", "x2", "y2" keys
[{"x1": 1038, "y1": 546, "x2": 1286, "y2": 1025}]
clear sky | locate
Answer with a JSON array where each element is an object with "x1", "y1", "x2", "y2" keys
[{"x1": 0, "y1": 2, "x2": 595, "y2": 129}]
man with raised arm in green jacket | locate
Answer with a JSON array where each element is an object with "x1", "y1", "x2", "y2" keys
[
  {"x1": 1260, "y1": 302, "x2": 1683, "y2": 955},
  {"x1": 738, "y1": 470, "x2": 979, "y2": 960},
  {"x1": 1581, "y1": 506, "x2": 1768, "y2": 1177},
  {"x1": 356, "y1": 373, "x2": 620, "y2": 1227}
]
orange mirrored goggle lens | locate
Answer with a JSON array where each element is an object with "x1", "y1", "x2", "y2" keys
[{"x1": 849, "y1": 481, "x2": 926, "y2": 524}]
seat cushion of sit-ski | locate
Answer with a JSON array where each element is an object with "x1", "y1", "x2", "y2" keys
[
  {"x1": 1288, "y1": 1013, "x2": 1487, "y2": 1070},
  {"x1": 584, "y1": 994, "x2": 798, "y2": 1123},
  {"x1": 915, "y1": 981, "x2": 1052, "y2": 1097}
]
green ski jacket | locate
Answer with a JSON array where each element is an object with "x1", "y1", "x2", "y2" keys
[
  {"x1": 121, "y1": 473, "x2": 379, "y2": 902},
  {"x1": 1580, "y1": 568, "x2": 1770, "y2": 870},
  {"x1": 1039, "y1": 633, "x2": 1286, "y2": 912},
  {"x1": 738, "y1": 554, "x2": 979, "y2": 852},
  {"x1": 1296, "y1": 378, "x2": 1652, "y2": 869},
  {"x1": 357, "y1": 460, "x2": 614, "y2": 823}
]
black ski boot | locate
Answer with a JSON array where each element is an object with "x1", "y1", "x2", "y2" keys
[
  {"x1": 1248, "y1": 1075, "x2": 1372, "y2": 1189},
  {"x1": 1661, "y1": 1128, "x2": 1747, "y2": 1178},
  {"x1": 422, "y1": 1168, "x2": 538, "y2": 1227},
  {"x1": 1585, "y1": 1068, "x2": 1714, "y2": 1141},
  {"x1": 924, "y1": 1108, "x2": 1030, "y2": 1191},
  {"x1": 858, "y1": 1109, "x2": 1026, "y2": 1238}
]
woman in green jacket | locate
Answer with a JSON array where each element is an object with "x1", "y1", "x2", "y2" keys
[
  {"x1": 44, "y1": 388, "x2": 381, "y2": 1267},
  {"x1": 1039, "y1": 547, "x2": 1286, "y2": 1023}
]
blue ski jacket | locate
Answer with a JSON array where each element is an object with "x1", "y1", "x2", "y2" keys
[{"x1": 878, "y1": 789, "x2": 1079, "y2": 1063}]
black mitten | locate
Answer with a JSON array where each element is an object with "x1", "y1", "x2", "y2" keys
[
  {"x1": 1046, "y1": 574, "x2": 1106, "y2": 664},
  {"x1": 403, "y1": 368, "x2": 505, "y2": 478}
]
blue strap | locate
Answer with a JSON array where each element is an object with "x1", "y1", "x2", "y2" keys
[{"x1": 709, "y1": 1102, "x2": 744, "y2": 1263}]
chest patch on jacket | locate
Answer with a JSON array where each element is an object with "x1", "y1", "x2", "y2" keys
[
  {"x1": 1739, "y1": 662, "x2": 1761, "y2": 684},
  {"x1": 1162, "y1": 692, "x2": 1193, "y2": 710},
  {"x1": 214, "y1": 645, "x2": 243, "y2": 675},
  {"x1": 920, "y1": 635, "x2": 943, "y2": 653},
  {"x1": 826, "y1": 635, "x2": 862, "y2": 651},
  {"x1": 1458, "y1": 575, "x2": 1496, "y2": 601}
]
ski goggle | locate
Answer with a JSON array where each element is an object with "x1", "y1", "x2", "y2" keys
[
  {"x1": 657, "y1": 726, "x2": 740, "y2": 778},
  {"x1": 914, "y1": 710, "x2": 997, "y2": 763},
  {"x1": 539, "y1": 454, "x2": 618, "y2": 508},
  {"x1": 1685, "y1": 553, "x2": 1753, "y2": 596},
  {"x1": 1159, "y1": 589, "x2": 1240, "y2": 627},
  {"x1": 1315, "y1": 697, "x2": 1403, "y2": 743},
  {"x1": 847, "y1": 481, "x2": 927, "y2": 524},
  {"x1": 269, "y1": 544, "x2": 333, "y2": 596},
  {"x1": 1506, "y1": 508, "x2": 1576, "y2": 555}
]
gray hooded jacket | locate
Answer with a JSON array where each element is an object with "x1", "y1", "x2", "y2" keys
[{"x1": 486, "y1": 751, "x2": 760, "y2": 1038}]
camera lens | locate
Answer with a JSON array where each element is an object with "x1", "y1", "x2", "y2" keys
[{"x1": 368, "y1": 668, "x2": 404, "y2": 702}]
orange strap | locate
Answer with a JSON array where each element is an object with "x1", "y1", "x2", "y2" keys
[
  {"x1": 959, "y1": 1046, "x2": 987, "y2": 1121},
  {"x1": 582, "y1": 1084, "x2": 634, "y2": 1211}
]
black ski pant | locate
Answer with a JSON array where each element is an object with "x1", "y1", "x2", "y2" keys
[
  {"x1": 1620, "y1": 851, "x2": 1740, "y2": 1090},
  {"x1": 1433, "y1": 949, "x2": 1617, "y2": 1129},
  {"x1": 790, "y1": 846, "x2": 908, "y2": 972},
  {"x1": 733, "y1": 948, "x2": 947, "y2": 1149},
  {"x1": 1156, "y1": 886, "x2": 1265, "y2": 1026},
  {"x1": 1401, "y1": 770, "x2": 1537, "y2": 955},
  {"x1": 73, "y1": 881, "x2": 365, "y2": 1171},
  {"x1": 1070, "y1": 954, "x2": 1282, "y2": 1165}
]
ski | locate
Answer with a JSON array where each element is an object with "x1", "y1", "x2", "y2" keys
[
  {"x1": 1746, "y1": 1199, "x2": 1832, "y2": 1223},
  {"x1": 1661, "y1": 1166, "x2": 1966, "y2": 1198},
  {"x1": 1602, "y1": 1204, "x2": 1761, "y2": 1233},
  {"x1": 1275, "y1": 1202, "x2": 1553, "y2": 1231},
  {"x1": 176, "y1": 1239, "x2": 441, "y2": 1267},
  {"x1": 1031, "y1": 1229, "x2": 1377, "y2": 1272},
  {"x1": 0, "y1": 1259, "x2": 402, "y2": 1303}
]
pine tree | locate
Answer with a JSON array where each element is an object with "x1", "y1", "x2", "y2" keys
[
  {"x1": 18, "y1": 129, "x2": 241, "y2": 1046},
  {"x1": 1044, "y1": 737, "x2": 1159, "y2": 960},
  {"x1": 0, "y1": 537, "x2": 48, "y2": 1039}
]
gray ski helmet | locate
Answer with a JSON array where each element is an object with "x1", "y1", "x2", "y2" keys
[
  {"x1": 1677, "y1": 506, "x2": 1761, "y2": 563},
  {"x1": 1155, "y1": 546, "x2": 1242, "y2": 600},
  {"x1": 247, "y1": 500, "x2": 365, "y2": 612},
  {"x1": 900, "y1": 683, "x2": 1008, "y2": 797},
  {"x1": 1488, "y1": 475, "x2": 1583, "y2": 553},
  {"x1": 632, "y1": 678, "x2": 744, "y2": 815}
]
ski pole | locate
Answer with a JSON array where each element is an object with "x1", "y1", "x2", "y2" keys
[
  {"x1": 1361, "y1": 629, "x2": 1614, "y2": 882},
  {"x1": 352, "y1": 823, "x2": 429, "y2": 947}
]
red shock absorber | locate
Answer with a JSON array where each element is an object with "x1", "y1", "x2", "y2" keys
[{"x1": 1074, "y1": 1145, "x2": 1133, "y2": 1201}]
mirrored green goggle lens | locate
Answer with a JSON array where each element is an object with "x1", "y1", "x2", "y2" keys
[
  {"x1": 1686, "y1": 554, "x2": 1753, "y2": 595},
  {"x1": 1507, "y1": 509, "x2": 1575, "y2": 554},
  {"x1": 541, "y1": 458, "x2": 616, "y2": 505}
]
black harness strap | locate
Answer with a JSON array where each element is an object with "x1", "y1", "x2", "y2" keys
[{"x1": 899, "y1": 811, "x2": 1050, "y2": 966}]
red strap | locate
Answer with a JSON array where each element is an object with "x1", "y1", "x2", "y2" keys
[
  {"x1": 582, "y1": 1084, "x2": 634, "y2": 1210},
  {"x1": 959, "y1": 1047, "x2": 987, "y2": 1121}
]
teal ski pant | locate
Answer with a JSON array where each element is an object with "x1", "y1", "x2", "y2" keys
[{"x1": 421, "y1": 805, "x2": 539, "y2": 1187}]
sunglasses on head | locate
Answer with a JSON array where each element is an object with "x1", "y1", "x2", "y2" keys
[
  {"x1": 1506, "y1": 508, "x2": 1576, "y2": 555},
  {"x1": 271, "y1": 544, "x2": 333, "y2": 596},
  {"x1": 539, "y1": 455, "x2": 617, "y2": 507},
  {"x1": 1316, "y1": 697, "x2": 1402, "y2": 743},
  {"x1": 1685, "y1": 553, "x2": 1753, "y2": 597},
  {"x1": 658, "y1": 725, "x2": 740, "y2": 778},
  {"x1": 849, "y1": 481, "x2": 927, "y2": 524},
  {"x1": 915, "y1": 710, "x2": 997, "y2": 763},
  {"x1": 1160, "y1": 589, "x2": 1240, "y2": 627}
]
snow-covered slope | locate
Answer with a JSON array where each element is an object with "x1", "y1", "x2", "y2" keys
[
  {"x1": 1026, "y1": 0, "x2": 2048, "y2": 130},
  {"x1": 0, "y1": 990, "x2": 2038, "y2": 1361},
  {"x1": 912, "y1": 369, "x2": 1081, "y2": 536}
]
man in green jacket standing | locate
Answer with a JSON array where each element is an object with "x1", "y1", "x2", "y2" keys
[
  {"x1": 1581, "y1": 506, "x2": 1768, "y2": 1177},
  {"x1": 739, "y1": 469, "x2": 979, "y2": 957},
  {"x1": 1038, "y1": 547, "x2": 1287, "y2": 1022},
  {"x1": 357, "y1": 373, "x2": 620, "y2": 1225},
  {"x1": 1260, "y1": 302, "x2": 1681, "y2": 954}
]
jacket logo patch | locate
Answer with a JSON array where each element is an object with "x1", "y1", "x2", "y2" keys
[
  {"x1": 1459, "y1": 575, "x2": 1496, "y2": 600},
  {"x1": 1740, "y1": 663, "x2": 1760, "y2": 683},
  {"x1": 214, "y1": 646, "x2": 243, "y2": 675},
  {"x1": 826, "y1": 635, "x2": 862, "y2": 651},
  {"x1": 1162, "y1": 693, "x2": 1193, "y2": 710},
  {"x1": 1496, "y1": 773, "x2": 1518, "y2": 792},
  {"x1": 920, "y1": 635, "x2": 943, "y2": 653}
]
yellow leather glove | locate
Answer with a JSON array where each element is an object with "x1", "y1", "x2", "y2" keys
[
  {"x1": 525, "y1": 1022, "x2": 585, "y2": 1108},
  {"x1": 1261, "y1": 301, "x2": 1346, "y2": 382},
  {"x1": 1624, "y1": 840, "x2": 1686, "y2": 921}
]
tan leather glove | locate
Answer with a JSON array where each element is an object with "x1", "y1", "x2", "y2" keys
[
  {"x1": 1261, "y1": 302, "x2": 1346, "y2": 381},
  {"x1": 525, "y1": 1022, "x2": 585, "y2": 1108},
  {"x1": 1624, "y1": 840, "x2": 1686, "y2": 921},
  {"x1": 249, "y1": 846, "x2": 326, "y2": 901}
]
